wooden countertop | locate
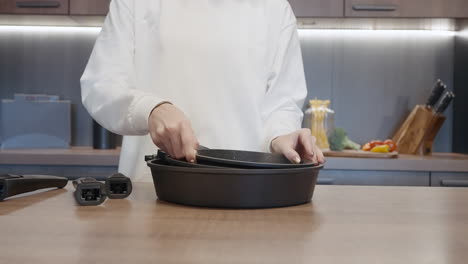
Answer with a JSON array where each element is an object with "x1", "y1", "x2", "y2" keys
[
  {"x1": 1, "y1": 147, "x2": 468, "y2": 172},
  {"x1": 1, "y1": 183, "x2": 468, "y2": 264}
]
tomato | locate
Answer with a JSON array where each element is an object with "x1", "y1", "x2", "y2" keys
[{"x1": 362, "y1": 143, "x2": 372, "y2": 151}]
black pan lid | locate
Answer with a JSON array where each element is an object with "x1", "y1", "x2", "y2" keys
[{"x1": 196, "y1": 149, "x2": 317, "y2": 169}]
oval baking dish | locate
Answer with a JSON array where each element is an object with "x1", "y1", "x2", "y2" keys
[{"x1": 147, "y1": 158, "x2": 323, "y2": 209}]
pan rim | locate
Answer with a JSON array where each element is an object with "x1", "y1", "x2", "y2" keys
[
  {"x1": 196, "y1": 149, "x2": 318, "y2": 169},
  {"x1": 147, "y1": 158, "x2": 324, "y2": 175}
]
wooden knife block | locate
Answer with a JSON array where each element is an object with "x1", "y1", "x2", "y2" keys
[{"x1": 392, "y1": 105, "x2": 446, "y2": 155}]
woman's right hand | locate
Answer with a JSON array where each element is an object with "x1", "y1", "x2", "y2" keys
[{"x1": 148, "y1": 103, "x2": 199, "y2": 162}]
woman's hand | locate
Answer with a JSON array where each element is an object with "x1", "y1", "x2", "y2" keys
[
  {"x1": 271, "y1": 128, "x2": 325, "y2": 165},
  {"x1": 148, "y1": 103, "x2": 199, "y2": 162}
]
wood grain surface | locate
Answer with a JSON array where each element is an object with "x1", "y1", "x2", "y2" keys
[
  {"x1": 1, "y1": 183, "x2": 468, "y2": 264},
  {"x1": 0, "y1": 0, "x2": 69, "y2": 15},
  {"x1": 393, "y1": 105, "x2": 435, "y2": 154},
  {"x1": 345, "y1": 0, "x2": 468, "y2": 18},
  {"x1": 288, "y1": 0, "x2": 344, "y2": 17},
  {"x1": 69, "y1": 0, "x2": 110, "y2": 15},
  {"x1": 323, "y1": 150, "x2": 399, "y2": 159}
]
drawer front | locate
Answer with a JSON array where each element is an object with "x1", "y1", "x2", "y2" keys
[
  {"x1": 288, "y1": 0, "x2": 344, "y2": 17},
  {"x1": 70, "y1": 0, "x2": 110, "y2": 16},
  {"x1": 318, "y1": 170, "x2": 430, "y2": 186},
  {"x1": 345, "y1": 0, "x2": 468, "y2": 18},
  {"x1": 345, "y1": 0, "x2": 400, "y2": 17},
  {"x1": 0, "y1": 0, "x2": 68, "y2": 15},
  {"x1": 431, "y1": 172, "x2": 468, "y2": 187}
]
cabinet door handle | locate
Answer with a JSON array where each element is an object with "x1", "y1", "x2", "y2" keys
[
  {"x1": 317, "y1": 178, "x2": 335, "y2": 185},
  {"x1": 441, "y1": 180, "x2": 468, "y2": 187},
  {"x1": 16, "y1": 1, "x2": 60, "y2": 8},
  {"x1": 352, "y1": 4, "x2": 397, "y2": 11}
]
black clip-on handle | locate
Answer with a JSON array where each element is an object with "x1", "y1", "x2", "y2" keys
[
  {"x1": 73, "y1": 173, "x2": 132, "y2": 206},
  {"x1": 105, "y1": 173, "x2": 132, "y2": 199},
  {"x1": 73, "y1": 177, "x2": 107, "y2": 206},
  {"x1": 0, "y1": 174, "x2": 68, "y2": 201}
]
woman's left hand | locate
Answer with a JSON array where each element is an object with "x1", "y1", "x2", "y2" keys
[{"x1": 271, "y1": 129, "x2": 325, "y2": 165}]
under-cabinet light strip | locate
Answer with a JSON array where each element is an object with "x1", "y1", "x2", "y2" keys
[{"x1": 298, "y1": 29, "x2": 456, "y2": 38}]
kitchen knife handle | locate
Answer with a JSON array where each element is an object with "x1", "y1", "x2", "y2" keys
[
  {"x1": 16, "y1": 1, "x2": 60, "y2": 8},
  {"x1": 352, "y1": 4, "x2": 397, "y2": 11},
  {"x1": 441, "y1": 180, "x2": 468, "y2": 187},
  {"x1": 105, "y1": 173, "x2": 132, "y2": 199},
  {"x1": 426, "y1": 80, "x2": 446, "y2": 108},
  {"x1": 435, "y1": 92, "x2": 455, "y2": 114}
]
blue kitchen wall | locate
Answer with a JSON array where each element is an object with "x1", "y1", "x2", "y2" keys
[
  {"x1": 299, "y1": 29, "x2": 455, "y2": 152},
  {"x1": 0, "y1": 27, "x2": 455, "y2": 151},
  {"x1": 0, "y1": 26, "x2": 100, "y2": 146}
]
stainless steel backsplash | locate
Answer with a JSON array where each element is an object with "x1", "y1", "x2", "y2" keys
[{"x1": 0, "y1": 27, "x2": 455, "y2": 151}]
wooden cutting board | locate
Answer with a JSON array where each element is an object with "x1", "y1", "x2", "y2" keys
[{"x1": 323, "y1": 150, "x2": 399, "y2": 159}]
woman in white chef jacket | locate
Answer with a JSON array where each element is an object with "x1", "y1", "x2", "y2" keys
[{"x1": 81, "y1": 0, "x2": 325, "y2": 182}]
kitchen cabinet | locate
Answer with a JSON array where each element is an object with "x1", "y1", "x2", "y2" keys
[
  {"x1": 70, "y1": 0, "x2": 110, "y2": 15},
  {"x1": 345, "y1": 0, "x2": 468, "y2": 18},
  {"x1": 0, "y1": 0, "x2": 68, "y2": 15},
  {"x1": 288, "y1": 0, "x2": 344, "y2": 17},
  {"x1": 431, "y1": 172, "x2": 468, "y2": 187},
  {"x1": 318, "y1": 170, "x2": 430, "y2": 186}
]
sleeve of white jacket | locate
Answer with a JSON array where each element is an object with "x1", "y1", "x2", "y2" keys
[
  {"x1": 81, "y1": 0, "x2": 164, "y2": 135},
  {"x1": 261, "y1": 10, "x2": 307, "y2": 152}
]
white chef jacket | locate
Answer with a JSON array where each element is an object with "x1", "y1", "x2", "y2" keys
[{"x1": 81, "y1": 0, "x2": 307, "y2": 182}]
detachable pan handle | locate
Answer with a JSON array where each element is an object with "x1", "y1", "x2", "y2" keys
[{"x1": 145, "y1": 145, "x2": 209, "y2": 161}]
